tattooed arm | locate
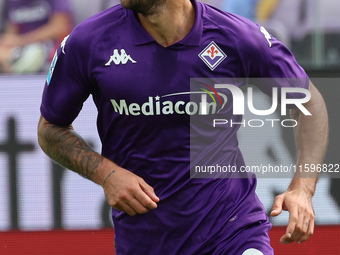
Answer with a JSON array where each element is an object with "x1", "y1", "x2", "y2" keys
[{"x1": 38, "y1": 115, "x2": 159, "y2": 216}]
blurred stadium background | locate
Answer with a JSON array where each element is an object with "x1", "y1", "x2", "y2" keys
[{"x1": 0, "y1": 0, "x2": 339, "y2": 254}]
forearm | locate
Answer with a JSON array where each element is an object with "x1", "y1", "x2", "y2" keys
[
  {"x1": 289, "y1": 82, "x2": 328, "y2": 194},
  {"x1": 38, "y1": 115, "x2": 159, "y2": 215},
  {"x1": 38, "y1": 116, "x2": 115, "y2": 186}
]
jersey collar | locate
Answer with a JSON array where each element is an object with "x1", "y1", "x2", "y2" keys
[{"x1": 128, "y1": 0, "x2": 203, "y2": 47}]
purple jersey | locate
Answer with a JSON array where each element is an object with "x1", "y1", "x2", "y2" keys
[
  {"x1": 6, "y1": 0, "x2": 71, "y2": 34},
  {"x1": 41, "y1": 1, "x2": 308, "y2": 254}
]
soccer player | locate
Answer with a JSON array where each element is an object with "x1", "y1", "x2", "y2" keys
[{"x1": 38, "y1": 0, "x2": 328, "y2": 254}]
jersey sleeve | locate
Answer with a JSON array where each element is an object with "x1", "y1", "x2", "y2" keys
[
  {"x1": 237, "y1": 23, "x2": 309, "y2": 97},
  {"x1": 40, "y1": 28, "x2": 94, "y2": 126}
]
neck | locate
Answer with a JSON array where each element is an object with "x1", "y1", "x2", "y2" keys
[{"x1": 137, "y1": 0, "x2": 195, "y2": 47}]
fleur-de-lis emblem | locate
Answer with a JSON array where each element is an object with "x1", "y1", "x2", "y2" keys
[
  {"x1": 198, "y1": 41, "x2": 227, "y2": 71},
  {"x1": 207, "y1": 46, "x2": 218, "y2": 58}
]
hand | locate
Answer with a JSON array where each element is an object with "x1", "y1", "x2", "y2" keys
[
  {"x1": 271, "y1": 188, "x2": 315, "y2": 244},
  {"x1": 102, "y1": 167, "x2": 160, "y2": 216}
]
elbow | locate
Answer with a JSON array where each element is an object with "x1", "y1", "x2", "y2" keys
[
  {"x1": 37, "y1": 115, "x2": 74, "y2": 150},
  {"x1": 37, "y1": 115, "x2": 49, "y2": 152}
]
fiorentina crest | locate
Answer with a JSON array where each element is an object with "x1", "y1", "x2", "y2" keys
[{"x1": 198, "y1": 41, "x2": 227, "y2": 71}]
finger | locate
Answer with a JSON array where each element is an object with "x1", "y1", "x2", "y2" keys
[
  {"x1": 279, "y1": 232, "x2": 292, "y2": 244},
  {"x1": 271, "y1": 195, "x2": 283, "y2": 217},
  {"x1": 297, "y1": 217, "x2": 315, "y2": 244},
  {"x1": 290, "y1": 214, "x2": 307, "y2": 243},
  {"x1": 134, "y1": 186, "x2": 158, "y2": 210},
  {"x1": 113, "y1": 204, "x2": 126, "y2": 213},
  {"x1": 114, "y1": 203, "x2": 138, "y2": 216},
  {"x1": 109, "y1": 190, "x2": 143, "y2": 216},
  {"x1": 117, "y1": 187, "x2": 154, "y2": 214},
  {"x1": 127, "y1": 196, "x2": 151, "y2": 214},
  {"x1": 280, "y1": 206, "x2": 298, "y2": 244},
  {"x1": 301, "y1": 216, "x2": 309, "y2": 235},
  {"x1": 139, "y1": 179, "x2": 160, "y2": 203}
]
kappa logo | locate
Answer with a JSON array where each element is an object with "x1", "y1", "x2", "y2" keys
[
  {"x1": 260, "y1": 26, "x2": 272, "y2": 48},
  {"x1": 199, "y1": 41, "x2": 227, "y2": 71},
  {"x1": 105, "y1": 49, "x2": 137, "y2": 66},
  {"x1": 61, "y1": 35, "x2": 70, "y2": 54}
]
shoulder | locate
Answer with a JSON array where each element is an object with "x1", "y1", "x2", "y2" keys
[
  {"x1": 53, "y1": 5, "x2": 130, "y2": 78},
  {"x1": 200, "y1": 2, "x2": 267, "y2": 50},
  {"x1": 198, "y1": 2, "x2": 304, "y2": 77},
  {"x1": 199, "y1": 4, "x2": 255, "y2": 32},
  {"x1": 66, "y1": 5, "x2": 129, "y2": 52}
]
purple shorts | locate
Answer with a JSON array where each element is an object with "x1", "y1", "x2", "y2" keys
[{"x1": 212, "y1": 218, "x2": 274, "y2": 255}]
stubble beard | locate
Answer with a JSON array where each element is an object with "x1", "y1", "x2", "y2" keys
[{"x1": 120, "y1": 0, "x2": 166, "y2": 17}]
